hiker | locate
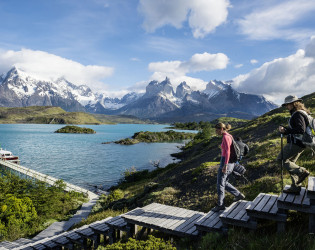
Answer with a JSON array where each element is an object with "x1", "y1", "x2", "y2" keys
[
  {"x1": 212, "y1": 122, "x2": 245, "y2": 212},
  {"x1": 278, "y1": 95, "x2": 310, "y2": 194}
]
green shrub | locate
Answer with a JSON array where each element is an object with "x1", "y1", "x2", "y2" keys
[
  {"x1": 55, "y1": 125, "x2": 96, "y2": 134},
  {"x1": 98, "y1": 235, "x2": 176, "y2": 250},
  {"x1": 0, "y1": 172, "x2": 87, "y2": 241}
]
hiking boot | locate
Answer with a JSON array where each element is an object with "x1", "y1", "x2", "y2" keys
[
  {"x1": 212, "y1": 205, "x2": 225, "y2": 212},
  {"x1": 296, "y1": 170, "x2": 310, "y2": 185},
  {"x1": 233, "y1": 193, "x2": 246, "y2": 202},
  {"x1": 283, "y1": 186, "x2": 301, "y2": 195}
]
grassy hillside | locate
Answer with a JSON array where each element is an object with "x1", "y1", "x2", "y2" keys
[
  {"x1": 0, "y1": 106, "x2": 102, "y2": 124},
  {"x1": 91, "y1": 114, "x2": 150, "y2": 124},
  {"x1": 0, "y1": 106, "x2": 149, "y2": 124},
  {"x1": 78, "y1": 92, "x2": 315, "y2": 249}
]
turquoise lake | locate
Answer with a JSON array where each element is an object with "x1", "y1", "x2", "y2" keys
[{"x1": 0, "y1": 124, "x2": 189, "y2": 191}]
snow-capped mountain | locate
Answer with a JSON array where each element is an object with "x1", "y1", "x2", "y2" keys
[{"x1": 0, "y1": 67, "x2": 278, "y2": 122}]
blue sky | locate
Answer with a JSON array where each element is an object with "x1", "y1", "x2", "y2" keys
[{"x1": 0, "y1": 0, "x2": 315, "y2": 104}]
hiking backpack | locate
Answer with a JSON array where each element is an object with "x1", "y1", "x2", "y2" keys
[
  {"x1": 301, "y1": 111, "x2": 315, "y2": 148},
  {"x1": 294, "y1": 110, "x2": 315, "y2": 149},
  {"x1": 229, "y1": 137, "x2": 249, "y2": 163}
]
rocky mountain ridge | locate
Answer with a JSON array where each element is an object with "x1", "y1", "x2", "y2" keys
[{"x1": 0, "y1": 67, "x2": 277, "y2": 122}]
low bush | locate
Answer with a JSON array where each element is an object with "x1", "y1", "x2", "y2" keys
[{"x1": 99, "y1": 235, "x2": 176, "y2": 250}]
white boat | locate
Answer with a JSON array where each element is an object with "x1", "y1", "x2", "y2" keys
[{"x1": 0, "y1": 148, "x2": 20, "y2": 164}]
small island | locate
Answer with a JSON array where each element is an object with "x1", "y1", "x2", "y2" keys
[
  {"x1": 55, "y1": 125, "x2": 96, "y2": 134},
  {"x1": 103, "y1": 130, "x2": 196, "y2": 145}
]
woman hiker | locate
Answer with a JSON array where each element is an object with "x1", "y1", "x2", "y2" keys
[
  {"x1": 212, "y1": 122, "x2": 245, "y2": 212},
  {"x1": 278, "y1": 95, "x2": 310, "y2": 194}
]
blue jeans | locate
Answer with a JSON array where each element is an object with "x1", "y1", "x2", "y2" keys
[{"x1": 217, "y1": 157, "x2": 240, "y2": 206}]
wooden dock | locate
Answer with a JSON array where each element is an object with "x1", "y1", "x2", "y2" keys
[
  {"x1": 0, "y1": 159, "x2": 98, "y2": 200},
  {"x1": 2, "y1": 177, "x2": 315, "y2": 249}
]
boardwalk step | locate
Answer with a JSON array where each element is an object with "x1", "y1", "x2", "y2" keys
[
  {"x1": 194, "y1": 210, "x2": 223, "y2": 233},
  {"x1": 246, "y1": 193, "x2": 287, "y2": 222},
  {"x1": 219, "y1": 200, "x2": 257, "y2": 229},
  {"x1": 122, "y1": 203, "x2": 205, "y2": 237},
  {"x1": 277, "y1": 185, "x2": 315, "y2": 213}
]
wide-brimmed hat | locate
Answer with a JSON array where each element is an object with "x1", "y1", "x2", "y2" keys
[{"x1": 281, "y1": 95, "x2": 302, "y2": 107}]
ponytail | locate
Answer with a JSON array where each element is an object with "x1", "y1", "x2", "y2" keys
[{"x1": 215, "y1": 122, "x2": 232, "y2": 131}]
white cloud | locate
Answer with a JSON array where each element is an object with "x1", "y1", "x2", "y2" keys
[
  {"x1": 138, "y1": 0, "x2": 230, "y2": 38},
  {"x1": 0, "y1": 49, "x2": 114, "y2": 91},
  {"x1": 235, "y1": 64, "x2": 243, "y2": 68},
  {"x1": 149, "y1": 52, "x2": 229, "y2": 77},
  {"x1": 233, "y1": 37, "x2": 315, "y2": 104},
  {"x1": 148, "y1": 52, "x2": 229, "y2": 90},
  {"x1": 237, "y1": 0, "x2": 315, "y2": 42},
  {"x1": 250, "y1": 59, "x2": 258, "y2": 64}
]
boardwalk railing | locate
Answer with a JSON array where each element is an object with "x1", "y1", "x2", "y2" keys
[{"x1": 0, "y1": 160, "x2": 98, "y2": 200}]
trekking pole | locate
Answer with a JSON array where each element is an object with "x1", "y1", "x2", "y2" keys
[{"x1": 280, "y1": 133, "x2": 284, "y2": 191}]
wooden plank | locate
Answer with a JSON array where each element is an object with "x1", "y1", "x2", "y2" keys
[
  {"x1": 254, "y1": 195, "x2": 271, "y2": 212},
  {"x1": 284, "y1": 193, "x2": 296, "y2": 203},
  {"x1": 294, "y1": 188, "x2": 306, "y2": 205},
  {"x1": 308, "y1": 177, "x2": 315, "y2": 192},
  {"x1": 234, "y1": 201, "x2": 251, "y2": 221},
  {"x1": 261, "y1": 195, "x2": 278, "y2": 213},
  {"x1": 246, "y1": 193, "x2": 265, "y2": 211},
  {"x1": 302, "y1": 195, "x2": 311, "y2": 207},
  {"x1": 197, "y1": 211, "x2": 220, "y2": 227},
  {"x1": 159, "y1": 208, "x2": 195, "y2": 228},
  {"x1": 175, "y1": 213, "x2": 204, "y2": 233},
  {"x1": 141, "y1": 205, "x2": 176, "y2": 226},
  {"x1": 269, "y1": 198, "x2": 280, "y2": 215},
  {"x1": 181, "y1": 213, "x2": 205, "y2": 234},
  {"x1": 76, "y1": 227, "x2": 95, "y2": 237},
  {"x1": 162, "y1": 210, "x2": 197, "y2": 230},
  {"x1": 219, "y1": 202, "x2": 238, "y2": 218},
  {"x1": 154, "y1": 206, "x2": 189, "y2": 226},
  {"x1": 226, "y1": 201, "x2": 247, "y2": 219},
  {"x1": 207, "y1": 213, "x2": 223, "y2": 228},
  {"x1": 42, "y1": 240, "x2": 59, "y2": 248},
  {"x1": 278, "y1": 186, "x2": 290, "y2": 202}
]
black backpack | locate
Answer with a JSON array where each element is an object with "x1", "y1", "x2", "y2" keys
[{"x1": 229, "y1": 137, "x2": 249, "y2": 163}]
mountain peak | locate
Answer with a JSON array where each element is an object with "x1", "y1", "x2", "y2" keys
[
  {"x1": 203, "y1": 80, "x2": 229, "y2": 98},
  {"x1": 145, "y1": 78, "x2": 175, "y2": 98},
  {"x1": 176, "y1": 81, "x2": 192, "y2": 98}
]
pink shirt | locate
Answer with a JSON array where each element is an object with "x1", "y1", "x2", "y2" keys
[{"x1": 221, "y1": 132, "x2": 232, "y2": 165}]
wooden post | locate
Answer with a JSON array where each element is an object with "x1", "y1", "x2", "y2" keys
[
  {"x1": 127, "y1": 223, "x2": 137, "y2": 238},
  {"x1": 94, "y1": 234, "x2": 101, "y2": 249},
  {"x1": 277, "y1": 221, "x2": 285, "y2": 232},
  {"x1": 116, "y1": 230, "x2": 123, "y2": 240},
  {"x1": 309, "y1": 214, "x2": 315, "y2": 234},
  {"x1": 137, "y1": 227, "x2": 147, "y2": 240},
  {"x1": 109, "y1": 229, "x2": 116, "y2": 244}
]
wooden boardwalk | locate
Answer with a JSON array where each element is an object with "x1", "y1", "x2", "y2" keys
[
  {"x1": 0, "y1": 160, "x2": 98, "y2": 200},
  {"x1": 2, "y1": 177, "x2": 315, "y2": 249}
]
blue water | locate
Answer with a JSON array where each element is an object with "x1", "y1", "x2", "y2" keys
[{"x1": 0, "y1": 124, "x2": 189, "y2": 191}]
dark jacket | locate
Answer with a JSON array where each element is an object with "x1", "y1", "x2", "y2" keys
[{"x1": 284, "y1": 110, "x2": 308, "y2": 148}]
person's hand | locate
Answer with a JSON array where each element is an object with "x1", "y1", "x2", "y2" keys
[
  {"x1": 278, "y1": 126, "x2": 286, "y2": 134},
  {"x1": 222, "y1": 164, "x2": 227, "y2": 173}
]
